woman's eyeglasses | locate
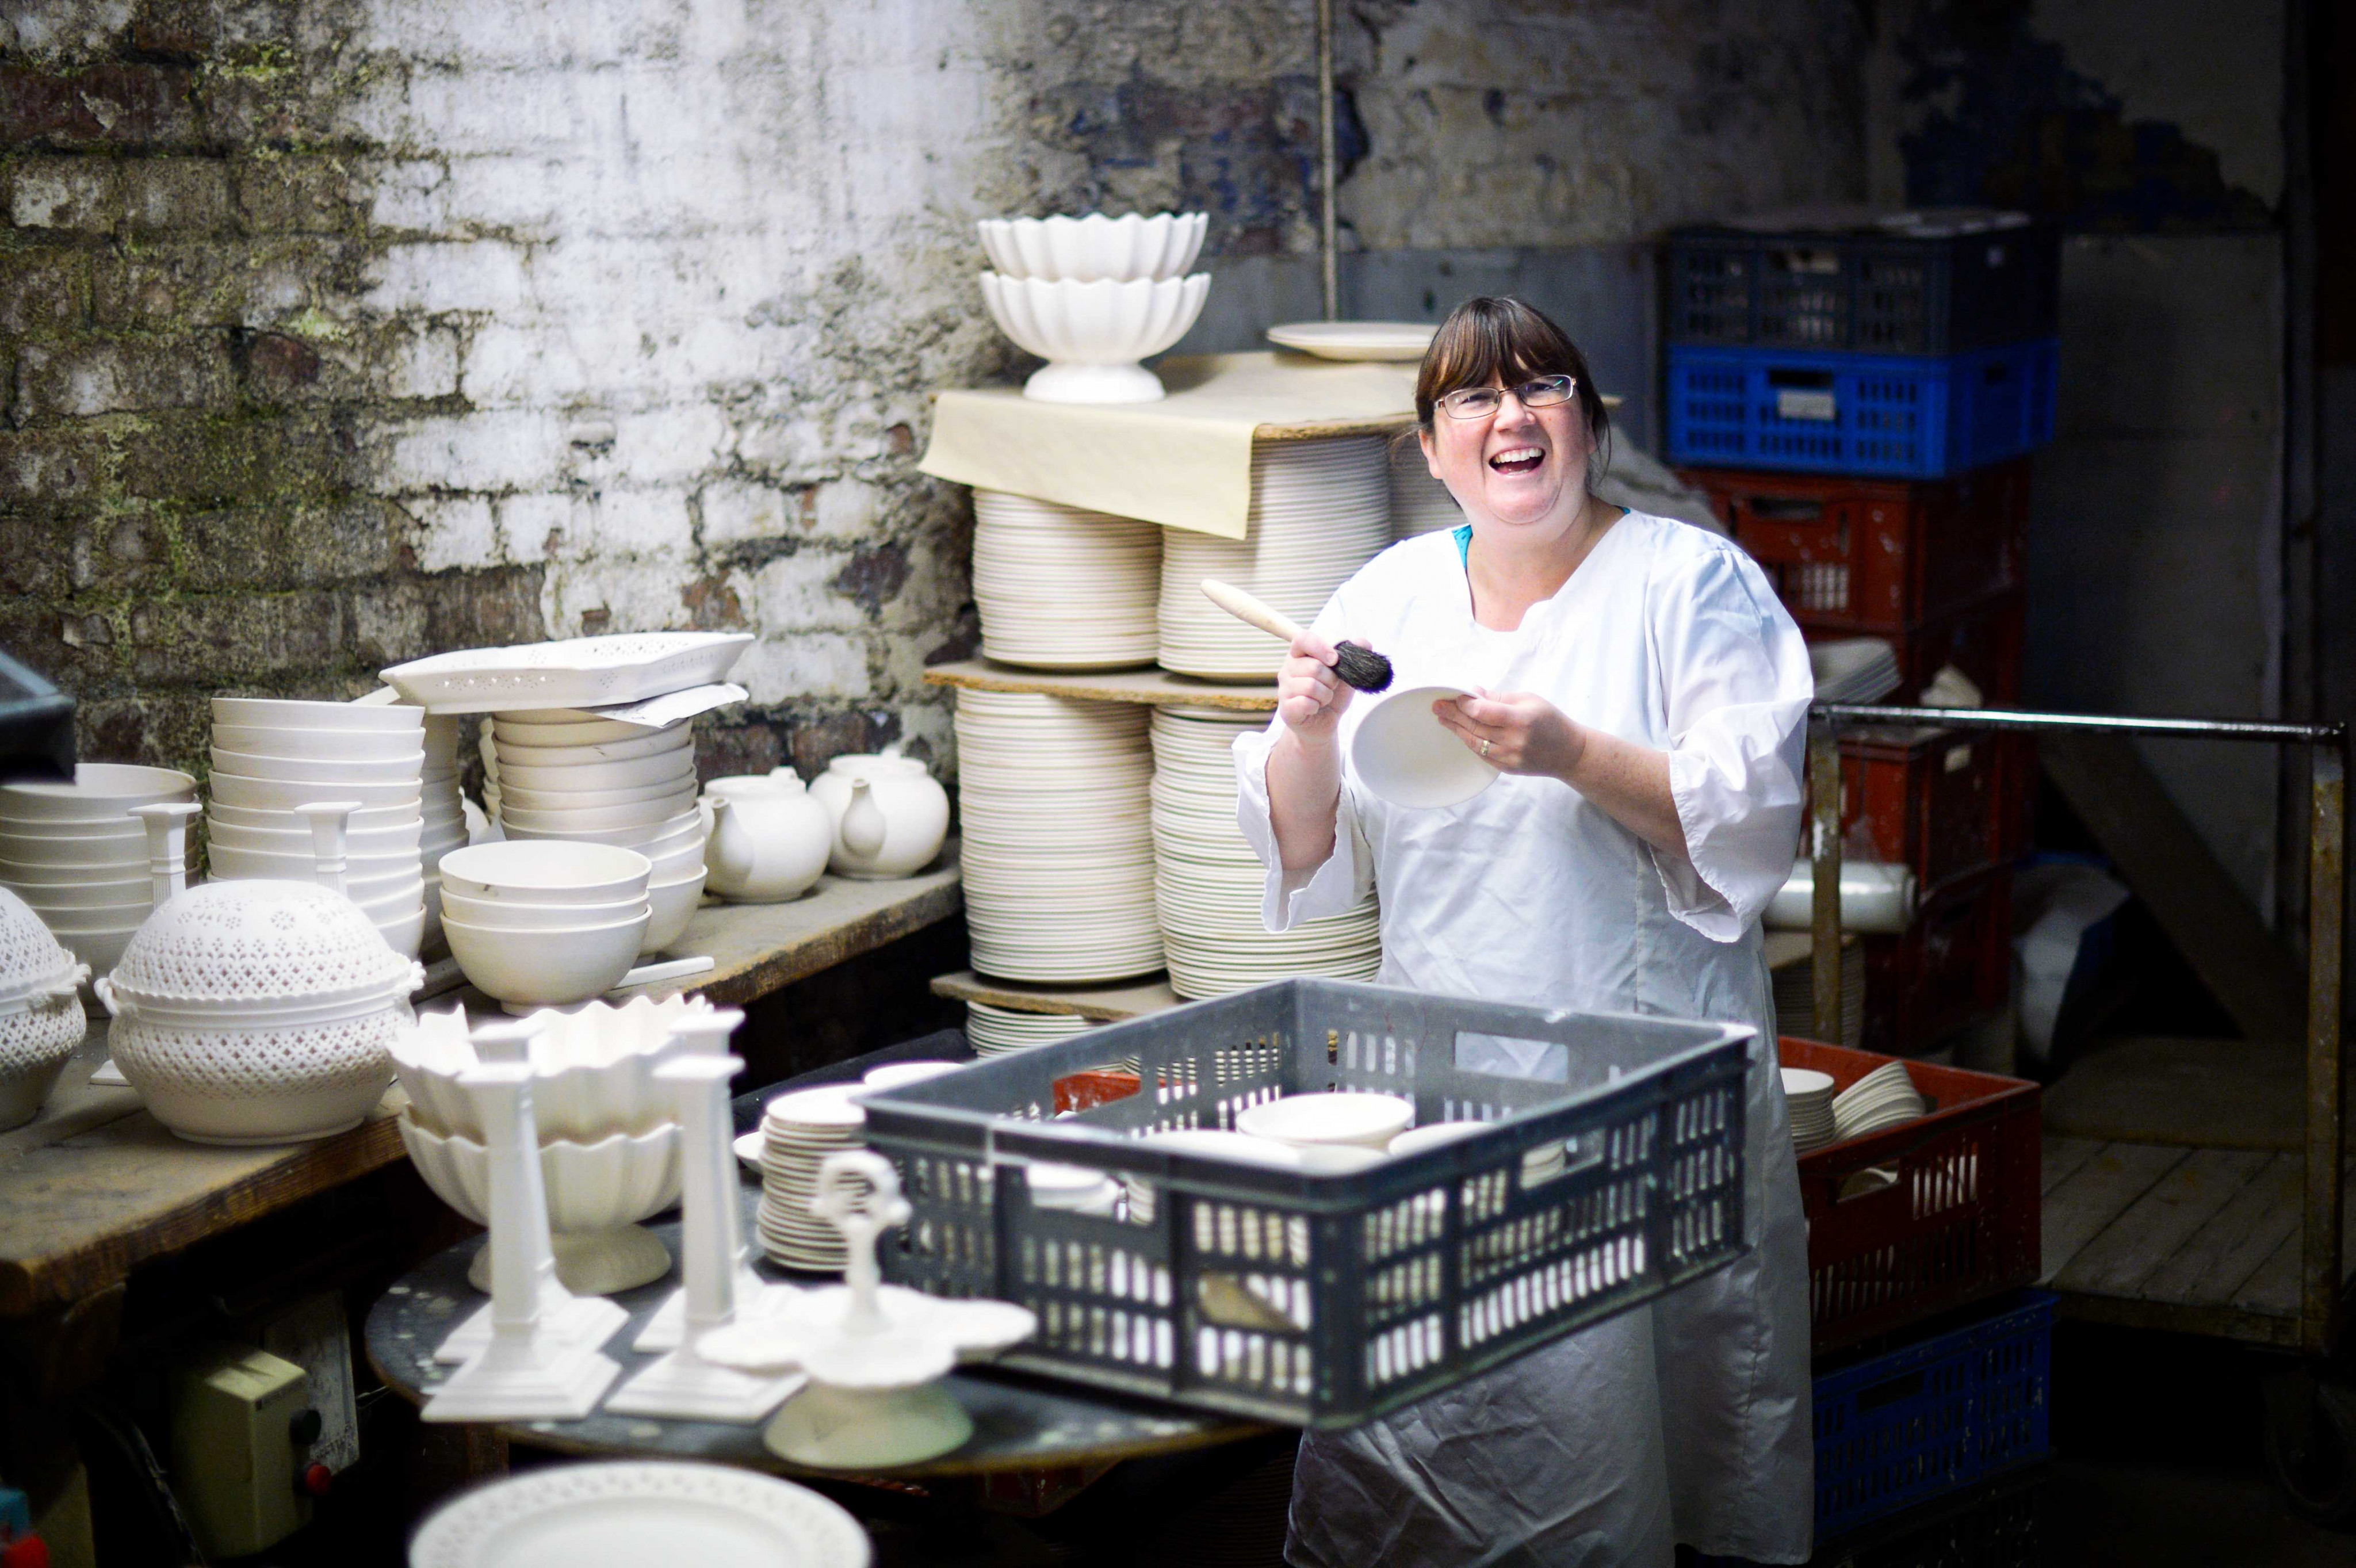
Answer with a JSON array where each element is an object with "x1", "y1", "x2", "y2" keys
[{"x1": 1436, "y1": 374, "x2": 1578, "y2": 420}]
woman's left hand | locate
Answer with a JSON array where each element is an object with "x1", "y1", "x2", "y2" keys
[{"x1": 1435, "y1": 689, "x2": 1587, "y2": 781}]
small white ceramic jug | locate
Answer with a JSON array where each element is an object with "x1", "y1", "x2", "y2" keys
[
  {"x1": 806, "y1": 748, "x2": 950, "y2": 880},
  {"x1": 701, "y1": 773, "x2": 832, "y2": 902}
]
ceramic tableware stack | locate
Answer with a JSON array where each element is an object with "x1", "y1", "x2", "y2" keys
[
  {"x1": 418, "y1": 712, "x2": 468, "y2": 940},
  {"x1": 1156, "y1": 437, "x2": 1391, "y2": 680},
  {"x1": 977, "y1": 211, "x2": 1211, "y2": 405},
  {"x1": 971, "y1": 489, "x2": 1162, "y2": 670},
  {"x1": 0, "y1": 764, "x2": 198, "y2": 987},
  {"x1": 435, "y1": 842, "x2": 653, "y2": 1011},
  {"x1": 392, "y1": 997, "x2": 705, "y2": 1295},
  {"x1": 1831, "y1": 1060, "x2": 1930, "y2": 1144},
  {"x1": 755, "y1": 1085, "x2": 868, "y2": 1273},
  {"x1": 964, "y1": 1000, "x2": 1096, "y2": 1058},
  {"x1": 487, "y1": 711, "x2": 706, "y2": 955},
  {"x1": 0, "y1": 889, "x2": 92, "y2": 1130},
  {"x1": 206, "y1": 697, "x2": 427, "y2": 958},
  {"x1": 1389, "y1": 437, "x2": 1462, "y2": 541},
  {"x1": 1783, "y1": 1067, "x2": 1839, "y2": 1154},
  {"x1": 1149, "y1": 707, "x2": 1380, "y2": 999},
  {"x1": 1811, "y1": 638, "x2": 1902, "y2": 703},
  {"x1": 407, "y1": 1463, "x2": 872, "y2": 1568},
  {"x1": 955, "y1": 689, "x2": 1162, "y2": 983},
  {"x1": 1768, "y1": 936, "x2": 1867, "y2": 1050}
]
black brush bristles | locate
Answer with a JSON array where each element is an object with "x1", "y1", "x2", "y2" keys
[{"x1": 1332, "y1": 640, "x2": 1394, "y2": 694}]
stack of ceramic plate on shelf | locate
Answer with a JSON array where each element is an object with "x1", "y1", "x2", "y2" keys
[
  {"x1": 965, "y1": 1000, "x2": 1095, "y2": 1058},
  {"x1": 1783, "y1": 1067, "x2": 1839, "y2": 1154},
  {"x1": 1831, "y1": 1060, "x2": 1929, "y2": 1144},
  {"x1": 755, "y1": 1085, "x2": 867, "y2": 1273},
  {"x1": 972, "y1": 490, "x2": 1161, "y2": 670},
  {"x1": 1149, "y1": 707, "x2": 1380, "y2": 999},
  {"x1": 1768, "y1": 935, "x2": 1866, "y2": 1050},
  {"x1": 0, "y1": 765, "x2": 197, "y2": 985},
  {"x1": 1389, "y1": 437, "x2": 1461, "y2": 541},
  {"x1": 484, "y1": 712, "x2": 705, "y2": 955},
  {"x1": 205, "y1": 698, "x2": 427, "y2": 957},
  {"x1": 977, "y1": 211, "x2": 1211, "y2": 405},
  {"x1": 1157, "y1": 437, "x2": 1391, "y2": 680},
  {"x1": 417, "y1": 712, "x2": 466, "y2": 941},
  {"x1": 955, "y1": 690, "x2": 1162, "y2": 983},
  {"x1": 1811, "y1": 639, "x2": 1902, "y2": 703}
]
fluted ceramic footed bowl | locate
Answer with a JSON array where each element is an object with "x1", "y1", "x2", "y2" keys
[
  {"x1": 977, "y1": 211, "x2": 1207, "y2": 283},
  {"x1": 978, "y1": 272, "x2": 1211, "y2": 404},
  {"x1": 391, "y1": 994, "x2": 720, "y2": 1142},
  {"x1": 397, "y1": 1113, "x2": 683, "y2": 1294}
]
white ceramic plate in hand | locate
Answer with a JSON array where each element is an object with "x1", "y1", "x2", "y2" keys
[
  {"x1": 1350, "y1": 685, "x2": 1499, "y2": 809},
  {"x1": 1266, "y1": 320, "x2": 1437, "y2": 361}
]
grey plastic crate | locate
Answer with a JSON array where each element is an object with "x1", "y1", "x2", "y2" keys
[{"x1": 859, "y1": 979, "x2": 1755, "y2": 1428}]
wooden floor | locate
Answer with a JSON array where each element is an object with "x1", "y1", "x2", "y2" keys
[{"x1": 2041, "y1": 1134, "x2": 2356, "y2": 1347}]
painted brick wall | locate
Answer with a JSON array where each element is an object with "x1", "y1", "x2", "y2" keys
[{"x1": 2, "y1": 0, "x2": 1865, "y2": 782}]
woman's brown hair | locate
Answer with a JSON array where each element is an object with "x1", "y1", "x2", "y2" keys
[{"x1": 1412, "y1": 296, "x2": 1611, "y2": 480}]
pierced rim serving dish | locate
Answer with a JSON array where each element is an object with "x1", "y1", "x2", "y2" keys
[{"x1": 382, "y1": 633, "x2": 754, "y2": 714}]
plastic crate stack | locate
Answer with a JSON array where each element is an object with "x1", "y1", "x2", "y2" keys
[{"x1": 1666, "y1": 209, "x2": 2058, "y2": 1058}]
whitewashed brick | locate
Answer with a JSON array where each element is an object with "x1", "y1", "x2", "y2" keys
[
  {"x1": 381, "y1": 410, "x2": 568, "y2": 492},
  {"x1": 388, "y1": 325, "x2": 463, "y2": 399},
  {"x1": 11, "y1": 160, "x2": 114, "y2": 231},
  {"x1": 409, "y1": 494, "x2": 502, "y2": 571},
  {"x1": 366, "y1": 241, "x2": 530, "y2": 313},
  {"x1": 576, "y1": 488, "x2": 695, "y2": 557},
  {"x1": 538, "y1": 553, "x2": 701, "y2": 637},
  {"x1": 366, "y1": 159, "x2": 452, "y2": 234},
  {"x1": 732, "y1": 634, "x2": 872, "y2": 704},
  {"x1": 496, "y1": 492, "x2": 575, "y2": 563},
  {"x1": 747, "y1": 549, "x2": 865, "y2": 633},
  {"x1": 811, "y1": 479, "x2": 881, "y2": 540},
  {"x1": 700, "y1": 479, "x2": 798, "y2": 547},
  {"x1": 607, "y1": 405, "x2": 732, "y2": 484}
]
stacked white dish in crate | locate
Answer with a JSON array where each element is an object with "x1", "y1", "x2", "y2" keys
[
  {"x1": 0, "y1": 764, "x2": 197, "y2": 985},
  {"x1": 1157, "y1": 437, "x2": 1392, "y2": 679},
  {"x1": 970, "y1": 490, "x2": 1161, "y2": 669},
  {"x1": 955, "y1": 690, "x2": 1161, "y2": 983},
  {"x1": 1149, "y1": 707, "x2": 1380, "y2": 997},
  {"x1": 976, "y1": 212, "x2": 1211, "y2": 405},
  {"x1": 206, "y1": 697, "x2": 429, "y2": 957}
]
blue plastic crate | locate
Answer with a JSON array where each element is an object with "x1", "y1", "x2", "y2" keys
[
  {"x1": 1813, "y1": 1291, "x2": 2055, "y2": 1540},
  {"x1": 1665, "y1": 339, "x2": 2058, "y2": 479}
]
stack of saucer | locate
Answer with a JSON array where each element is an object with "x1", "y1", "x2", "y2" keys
[
  {"x1": 1831, "y1": 1060, "x2": 1929, "y2": 1144},
  {"x1": 972, "y1": 490, "x2": 1161, "y2": 670},
  {"x1": 755, "y1": 1085, "x2": 867, "y2": 1273},
  {"x1": 1783, "y1": 1068, "x2": 1838, "y2": 1154},
  {"x1": 966, "y1": 1000, "x2": 1095, "y2": 1058},
  {"x1": 1389, "y1": 438, "x2": 1460, "y2": 540}
]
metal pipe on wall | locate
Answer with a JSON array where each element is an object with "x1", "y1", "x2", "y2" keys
[{"x1": 1317, "y1": 0, "x2": 1338, "y2": 321}]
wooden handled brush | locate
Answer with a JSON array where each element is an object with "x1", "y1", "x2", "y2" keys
[{"x1": 1199, "y1": 579, "x2": 1394, "y2": 694}]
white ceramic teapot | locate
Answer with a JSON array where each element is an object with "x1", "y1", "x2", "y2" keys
[
  {"x1": 700, "y1": 772, "x2": 832, "y2": 904},
  {"x1": 805, "y1": 748, "x2": 950, "y2": 881}
]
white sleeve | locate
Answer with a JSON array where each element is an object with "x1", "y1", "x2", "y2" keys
[
  {"x1": 1230, "y1": 595, "x2": 1376, "y2": 934},
  {"x1": 1651, "y1": 544, "x2": 1813, "y2": 942}
]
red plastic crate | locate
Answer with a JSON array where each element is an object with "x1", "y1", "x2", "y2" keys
[
  {"x1": 1780, "y1": 1037, "x2": 2041, "y2": 1354},
  {"x1": 1798, "y1": 588, "x2": 2025, "y2": 706},
  {"x1": 1831, "y1": 724, "x2": 2032, "y2": 889},
  {"x1": 1861, "y1": 865, "x2": 2014, "y2": 1057},
  {"x1": 1686, "y1": 458, "x2": 2030, "y2": 633}
]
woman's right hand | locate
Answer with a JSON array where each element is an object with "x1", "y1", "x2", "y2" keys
[{"x1": 1276, "y1": 630, "x2": 1353, "y2": 744}]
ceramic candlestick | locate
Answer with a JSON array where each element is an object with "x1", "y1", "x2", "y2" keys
[
  {"x1": 606, "y1": 1050, "x2": 805, "y2": 1421},
  {"x1": 129, "y1": 802, "x2": 201, "y2": 907},
  {"x1": 423, "y1": 1060, "x2": 621, "y2": 1420}
]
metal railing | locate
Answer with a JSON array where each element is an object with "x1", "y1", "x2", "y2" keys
[{"x1": 1807, "y1": 702, "x2": 2349, "y2": 1356}]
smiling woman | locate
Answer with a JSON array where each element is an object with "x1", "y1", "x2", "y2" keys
[{"x1": 1236, "y1": 295, "x2": 1820, "y2": 1567}]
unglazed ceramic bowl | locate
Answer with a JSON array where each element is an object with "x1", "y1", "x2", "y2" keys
[
  {"x1": 211, "y1": 725, "x2": 427, "y2": 763},
  {"x1": 442, "y1": 912, "x2": 650, "y2": 1007},
  {"x1": 107, "y1": 999, "x2": 407, "y2": 1144},
  {"x1": 1349, "y1": 684, "x2": 1501, "y2": 810},
  {"x1": 1236, "y1": 1091, "x2": 1414, "y2": 1150},
  {"x1": 208, "y1": 771, "x2": 421, "y2": 812},
  {"x1": 978, "y1": 272, "x2": 1212, "y2": 404},
  {"x1": 978, "y1": 211, "x2": 1207, "y2": 284},
  {"x1": 211, "y1": 747, "x2": 425, "y2": 784},
  {"x1": 212, "y1": 696, "x2": 424, "y2": 733},
  {"x1": 499, "y1": 751, "x2": 697, "y2": 794},
  {"x1": 391, "y1": 992, "x2": 720, "y2": 1142},
  {"x1": 0, "y1": 764, "x2": 196, "y2": 824},
  {"x1": 438, "y1": 840, "x2": 652, "y2": 905}
]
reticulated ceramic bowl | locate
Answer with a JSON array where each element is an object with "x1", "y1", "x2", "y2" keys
[
  {"x1": 397, "y1": 1113, "x2": 683, "y2": 1294},
  {"x1": 108, "y1": 1000, "x2": 408, "y2": 1144},
  {"x1": 390, "y1": 994, "x2": 719, "y2": 1142},
  {"x1": 0, "y1": 886, "x2": 91, "y2": 1130}
]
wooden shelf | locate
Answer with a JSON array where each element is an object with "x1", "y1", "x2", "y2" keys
[
  {"x1": 923, "y1": 660, "x2": 1277, "y2": 712},
  {"x1": 931, "y1": 969, "x2": 1181, "y2": 1023}
]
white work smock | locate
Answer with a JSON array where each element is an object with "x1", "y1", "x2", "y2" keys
[{"x1": 1233, "y1": 510, "x2": 1816, "y2": 1566}]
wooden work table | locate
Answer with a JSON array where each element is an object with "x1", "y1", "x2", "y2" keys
[{"x1": 0, "y1": 860, "x2": 962, "y2": 1322}]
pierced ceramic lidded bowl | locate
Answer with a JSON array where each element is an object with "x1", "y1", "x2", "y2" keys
[
  {"x1": 97, "y1": 804, "x2": 423, "y2": 1145},
  {"x1": 0, "y1": 888, "x2": 93, "y2": 1131}
]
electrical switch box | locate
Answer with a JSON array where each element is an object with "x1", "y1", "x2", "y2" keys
[{"x1": 167, "y1": 1344, "x2": 313, "y2": 1559}]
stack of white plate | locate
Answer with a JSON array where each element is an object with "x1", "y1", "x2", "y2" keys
[
  {"x1": 1811, "y1": 638, "x2": 1902, "y2": 703},
  {"x1": 755, "y1": 1085, "x2": 867, "y2": 1273},
  {"x1": 0, "y1": 764, "x2": 197, "y2": 984},
  {"x1": 1157, "y1": 437, "x2": 1391, "y2": 680},
  {"x1": 206, "y1": 698, "x2": 427, "y2": 957},
  {"x1": 1389, "y1": 437, "x2": 1462, "y2": 540},
  {"x1": 1149, "y1": 707, "x2": 1380, "y2": 999},
  {"x1": 1832, "y1": 1060, "x2": 1929, "y2": 1144},
  {"x1": 966, "y1": 1000, "x2": 1096, "y2": 1057},
  {"x1": 1783, "y1": 1067, "x2": 1838, "y2": 1154},
  {"x1": 1769, "y1": 936, "x2": 1867, "y2": 1050},
  {"x1": 973, "y1": 490, "x2": 1161, "y2": 670},
  {"x1": 956, "y1": 689, "x2": 1162, "y2": 983},
  {"x1": 487, "y1": 711, "x2": 706, "y2": 955},
  {"x1": 418, "y1": 712, "x2": 466, "y2": 942}
]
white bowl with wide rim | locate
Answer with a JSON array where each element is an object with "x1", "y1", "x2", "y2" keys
[
  {"x1": 212, "y1": 747, "x2": 423, "y2": 784},
  {"x1": 13, "y1": 876, "x2": 155, "y2": 912},
  {"x1": 206, "y1": 816, "x2": 423, "y2": 856},
  {"x1": 209, "y1": 771, "x2": 421, "y2": 812},
  {"x1": 443, "y1": 911, "x2": 650, "y2": 1006},
  {"x1": 0, "y1": 827, "x2": 151, "y2": 865},
  {"x1": 208, "y1": 842, "x2": 421, "y2": 884},
  {"x1": 1, "y1": 764, "x2": 196, "y2": 824},
  {"x1": 212, "y1": 725, "x2": 429, "y2": 763},
  {"x1": 495, "y1": 777, "x2": 695, "y2": 813},
  {"x1": 438, "y1": 840, "x2": 651, "y2": 904},
  {"x1": 499, "y1": 751, "x2": 695, "y2": 793},
  {"x1": 499, "y1": 811, "x2": 702, "y2": 850},
  {"x1": 498, "y1": 792, "x2": 696, "y2": 833},
  {"x1": 213, "y1": 697, "x2": 422, "y2": 733},
  {"x1": 1236, "y1": 1091, "x2": 1415, "y2": 1150},
  {"x1": 492, "y1": 728, "x2": 691, "y2": 767},
  {"x1": 205, "y1": 797, "x2": 419, "y2": 832},
  {"x1": 978, "y1": 211, "x2": 1207, "y2": 283},
  {"x1": 1349, "y1": 684, "x2": 1500, "y2": 810},
  {"x1": 641, "y1": 867, "x2": 706, "y2": 953},
  {"x1": 441, "y1": 888, "x2": 648, "y2": 931},
  {"x1": 978, "y1": 271, "x2": 1212, "y2": 404}
]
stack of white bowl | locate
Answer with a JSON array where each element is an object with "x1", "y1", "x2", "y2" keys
[
  {"x1": 756, "y1": 1085, "x2": 867, "y2": 1273},
  {"x1": 486, "y1": 710, "x2": 705, "y2": 956},
  {"x1": 1149, "y1": 707, "x2": 1380, "y2": 999},
  {"x1": 0, "y1": 764, "x2": 198, "y2": 984},
  {"x1": 418, "y1": 712, "x2": 466, "y2": 939},
  {"x1": 1157, "y1": 437, "x2": 1391, "y2": 679},
  {"x1": 1831, "y1": 1060, "x2": 1930, "y2": 1144},
  {"x1": 436, "y1": 842, "x2": 654, "y2": 1012},
  {"x1": 972, "y1": 489, "x2": 1161, "y2": 670},
  {"x1": 1390, "y1": 437, "x2": 1462, "y2": 540},
  {"x1": 1783, "y1": 1068, "x2": 1839, "y2": 1154},
  {"x1": 965, "y1": 1000, "x2": 1095, "y2": 1058},
  {"x1": 207, "y1": 698, "x2": 427, "y2": 958},
  {"x1": 976, "y1": 211, "x2": 1212, "y2": 406},
  {"x1": 955, "y1": 689, "x2": 1162, "y2": 983}
]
